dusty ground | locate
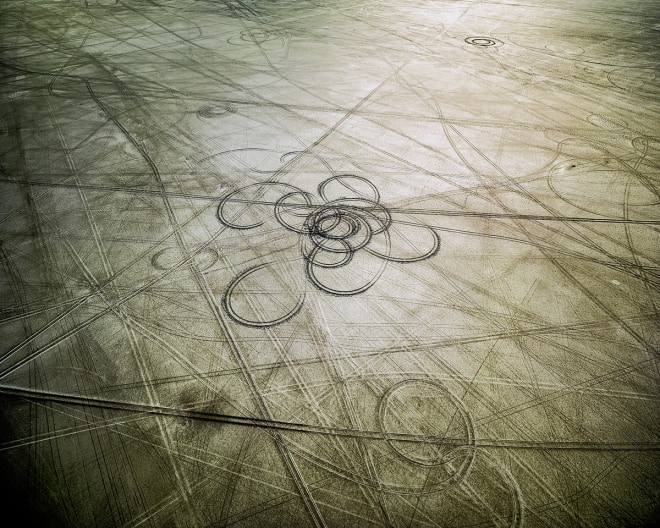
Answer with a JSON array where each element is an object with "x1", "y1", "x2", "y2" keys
[{"x1": 1, "y1": 0, "x2": 659, "y2": 526}]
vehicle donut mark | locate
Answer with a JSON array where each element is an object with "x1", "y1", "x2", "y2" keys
[
  {"x1": 196, "y1": 104, "x2": 238, "y2": 119},
  {"x1": 465, "y1": 36, "x2": 502, "y2": 47},
  {"x1": 217, "y1": 174, "x2": 441, "y2": 325},
  {"x1": 287, "y1": 378, "x2": 476, "y2": 495},
  {"x1": 377, "y1": 379, "x2": 476, "y2": 471},
  {"x1": 222, "y1": 262, "x2": 306, "y2": 328}
]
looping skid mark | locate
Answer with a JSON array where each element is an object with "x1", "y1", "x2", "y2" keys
[{"x1": 218, "y1": 174, "x2": 441, "y2": 326}]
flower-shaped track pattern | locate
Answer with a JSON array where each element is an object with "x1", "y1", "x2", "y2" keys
[{"x1": 217, "y1": 175, "x2": 440, "y2": 327}]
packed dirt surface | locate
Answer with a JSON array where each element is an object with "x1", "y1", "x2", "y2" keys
[{"x1": 1, "y1": 1, "x2": 658, "y2": 526}]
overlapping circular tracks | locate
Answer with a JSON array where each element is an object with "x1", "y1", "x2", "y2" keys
[{"x1": 217, "y1": 175, "x2": 441, "y2": 327}]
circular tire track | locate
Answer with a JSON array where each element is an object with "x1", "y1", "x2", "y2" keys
[
  {"x1": 197, "y1": 104, "x2": 238, "y2": 119},
  {"x1": 377, "y1": 379, "x2": 476, "y2": 469},
  {"x1": 217, "y1": 174, "x2": 441, "y2": 323},
  {"x1": 465, "y1": 36, "x2": 502, "y2": 47},
  {"x1": 222, "y1": 262, "x2": 305, "y2": 328}
]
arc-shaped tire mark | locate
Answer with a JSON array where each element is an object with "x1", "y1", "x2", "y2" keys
[{"x1": 84, "y1": 81, "x2": 328, "y2": 527}]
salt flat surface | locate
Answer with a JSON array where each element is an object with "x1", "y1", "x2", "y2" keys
[{"x1": 0, "y1": 0, "x2": 659, "y2": 526}]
